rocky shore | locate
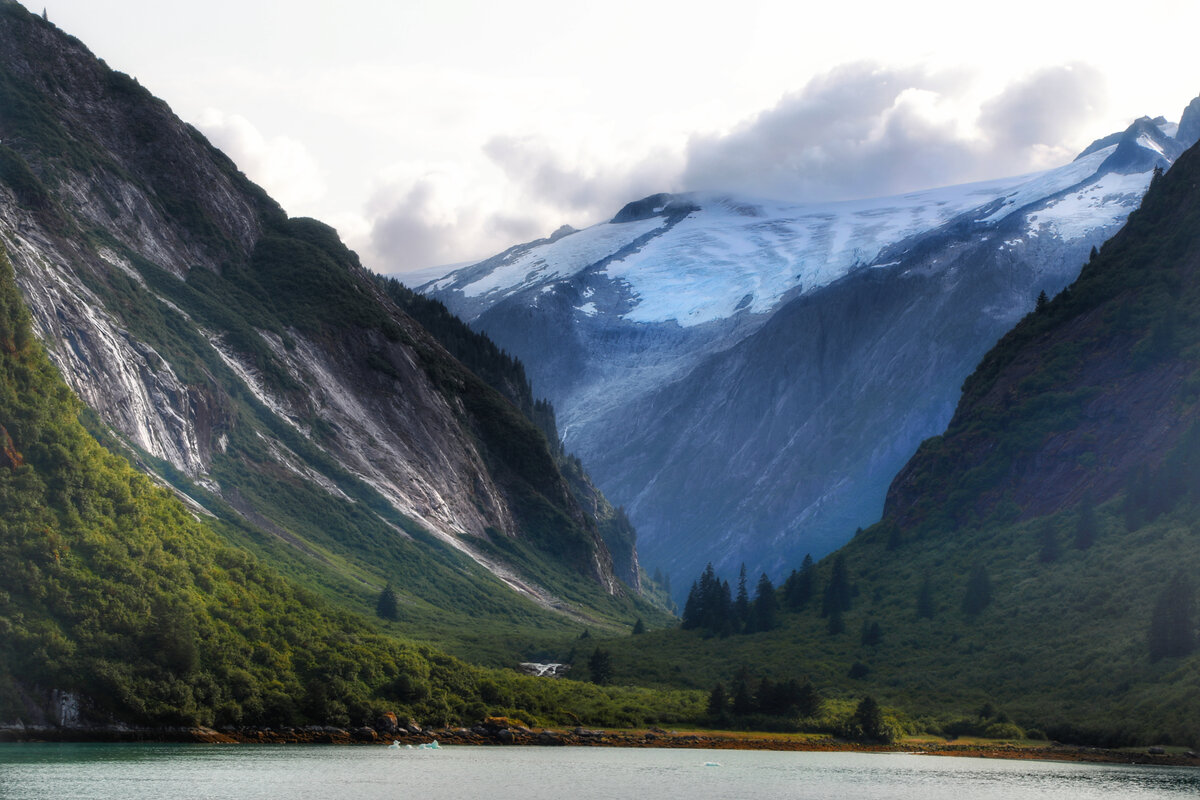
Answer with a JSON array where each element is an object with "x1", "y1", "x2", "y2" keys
[{"x1": 3, "y1": 716, "x2": 1198, "y2": 768}]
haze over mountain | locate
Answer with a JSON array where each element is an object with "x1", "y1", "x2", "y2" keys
[{"x1": 424, "y1": 106, "x2": 1199, "y2": 588}]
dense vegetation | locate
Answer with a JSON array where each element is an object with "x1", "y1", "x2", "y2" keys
[{"x1": 0, "y1": 247, "x2": 701, "y2": 729}]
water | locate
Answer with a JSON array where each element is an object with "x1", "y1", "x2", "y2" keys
[{"x1": 1, "y1": 744, "x2": 1197, "y2": 800}]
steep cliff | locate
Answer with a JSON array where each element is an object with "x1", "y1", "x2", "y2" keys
[{"x1": 0, "y1": 0, "x2": 648, "y2": 636}]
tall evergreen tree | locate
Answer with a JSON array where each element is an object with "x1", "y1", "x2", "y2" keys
[
  {"x1": 822, "y1": 554, "x2": 852, "y2": 617},
  {"x1": 375, "y1": 582, "x2": 400, "y2": 621},
  {"x1": 732, "y1": 673, "x2": 755, "y2": 716},
  {"x1": 850, "y1": 695, "x2": 892, "y2": 742},
  {"x1": 753, "y1": 573, "x2": 778, "y2": 632},
  {"x1": 587, "y1": 647, "x2": 613, "y2": 685},
  {"x1": 734, "y1": 564, "x2": 751, "y2": 632},
  {"x1": 795, "y1": 681, "x2": 822, "y2": 718},
  {"x1": 783, "y1": 554, "x2": 815, "y2": 610},
  {"x1": 707, "y1": 682, "x2": 728, "y2": 717}
]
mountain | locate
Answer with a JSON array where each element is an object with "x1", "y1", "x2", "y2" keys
[
  {"x1": 597, "y1": 140, "x2": 1200, "y2": 745},
  {"x1": 0, "y1": 0, "x2": 657, "y2": 658},
  {"x1": 0, "y1": 245, "x2": 696, "y2": 734},
  {"x1": 423, "y1": 107, "x2": 1192, "y2": 588}
]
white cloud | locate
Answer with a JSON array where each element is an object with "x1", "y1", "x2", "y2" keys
[
  {"x1": 363, "y1": 139, "x2": 684, "y2": 273},
  {"x1": 194, "y1": 108, "x2": 326, "y2": 215},
  {"x1": 681, "y1": 62, "x2": 1109, "y2": 204}
]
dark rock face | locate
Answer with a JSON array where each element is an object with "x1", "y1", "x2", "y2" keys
[{"x1": 1177, "y1": 97, "x2": 1200, "y2": 149}]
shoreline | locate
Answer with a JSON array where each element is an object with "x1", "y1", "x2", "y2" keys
[{"x1": 4, "y1": 725, "x2": 1198, "y2": 767}]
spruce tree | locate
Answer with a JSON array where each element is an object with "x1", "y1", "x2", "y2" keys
[
  {"x1": 850, "y1": 695, "x2": 891, "y2": 742},
  {"x1": 587, "y1": 647, "x2": 613, "y2": 684},
  {"x1": 796, "y1": 681, "x2": 821, "y2": 718},
  {"x1": 707, "y1": 682, "x2": 728, "y2": 717},
  {"x1": 753, "y1": 573, "x2": 778, "y2": 632},
  {"x1": 734, "y1": 564, "x2": 751, "y2": 633},
  {"x1": 375, "y1": 582, "x2": 400, "y2": 621},
  {"x1": 822, "y1": 554, "x2": 852, "y2": 617},
  {"x1": 783, "y1": 554, "x2": 815, "y2": 609},
  {"x1": 632, "y1": 617, "x2": 646, "y2": 635}
]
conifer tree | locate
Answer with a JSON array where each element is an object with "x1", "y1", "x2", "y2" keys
[
  {"x1": 587, "y1": 647, "x2": 613, "y2": 685},
  {"x1": 632, "y1": 617, "x2": 646, "y2": 635},
  {"x1": 707, "y1": 682, "x2": 728, "y2": 716},
  {"x1": 783, "y1": 554, "x2": 815, "y2": 610},
  {"x1": 753, "y1": 572, "x2": 778, "y2": 632},
  {"x1": 732, "y1": 673, "x2": 754, "y2": 715},
  {"x1": 734, "y1": 564, "x2": 751, "y2": 632},
  {"x1": 822, "y1": 554, "x2": 852, "y2": 617},
  {"x1": 796, "y1": 681, "x2": 822, "y2": 718},
  {"x1": 375, "y1": 582, "x2": 400, "y2": 621},
  {"x1": 850, "y1": 695, "x2": 892, "y2": 742}
]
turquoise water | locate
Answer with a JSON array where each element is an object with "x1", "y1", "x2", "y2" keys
[{"x1": 1, "y1": 744, "x2": 1198, "y2": 799}]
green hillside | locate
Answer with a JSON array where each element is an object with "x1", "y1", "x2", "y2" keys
[
  {"x1": 0, "y1": 246, "x2": 698, "y2": 730},
  {"x1": 582, "y1": 157, "x2": 1200, "y2": 748},
  {"x1": 0, "y1": 0, "x2": 668, "y2": 671}
]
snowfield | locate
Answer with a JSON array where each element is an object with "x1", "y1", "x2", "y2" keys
[{"x1": 429, "y1": 143, "x2": 1138, "y2": 328}]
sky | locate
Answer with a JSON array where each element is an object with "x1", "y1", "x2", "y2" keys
[{"x1": 19, "y1": 1, "x2": 1200, "y2": 275}]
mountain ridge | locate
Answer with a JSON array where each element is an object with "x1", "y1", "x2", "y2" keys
[
  {"x1": 0, "y1": 0, "x2": 657, "y2": 653},
  {"x1": 423, "y1": 107, "x2": 1191, "y2": 587}
]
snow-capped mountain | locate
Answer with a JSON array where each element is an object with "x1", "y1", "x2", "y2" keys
[{"x1": 424, "y1": 105, "x2": 1199, "y2": 589}]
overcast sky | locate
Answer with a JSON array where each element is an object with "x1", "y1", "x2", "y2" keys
[{"x1": 21, "y1": 0, "x2": 1200, "y2": 274}]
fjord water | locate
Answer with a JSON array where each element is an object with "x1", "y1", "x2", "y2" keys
[{"x1": 2, "y1": 745, "x2": 1198, "y2": 799}]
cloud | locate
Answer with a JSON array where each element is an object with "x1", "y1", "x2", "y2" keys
[
  {"x1": 195, "y1": 108, "x2": 326, "y2": 214},
  {"x1": 681, "y1": 62, "x2": 1108, "y2": 203},
  {"x1": 363, "y1": 169, "x2": 548, "y2": 273},
  {"x1": 364, "y1": 139, "x2": 683, "y2": 273},
  {"x1": 364, "y1": 62, "x2": 1113, "y2": 273},
  {"x1": 481, "y1": 135, "x2": 681, "y2": 216}
]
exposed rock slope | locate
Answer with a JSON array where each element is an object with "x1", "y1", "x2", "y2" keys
[{"x1": 0, "y1": 1, "x2": 640, "y2": 626}]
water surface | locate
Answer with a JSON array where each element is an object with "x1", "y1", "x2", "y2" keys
[{"x1": 2, "y1": 743, "x2": 1197, "y2": 799}]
